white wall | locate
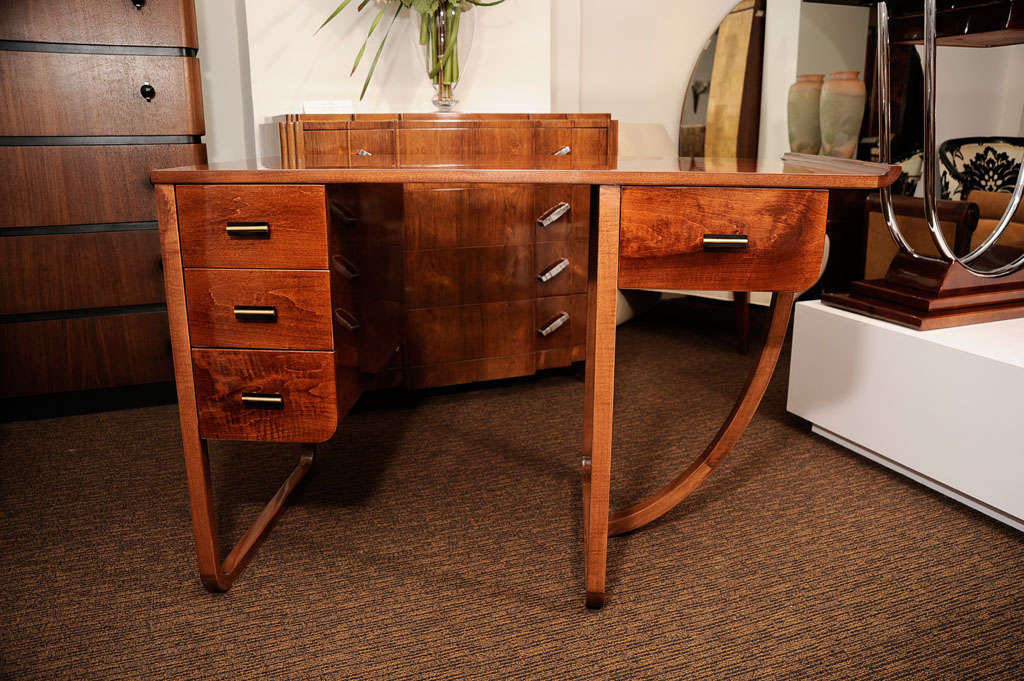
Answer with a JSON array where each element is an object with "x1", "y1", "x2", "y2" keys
[
  {"x1": 796, "y1": 4, "x2": 869, "y2": 78},
  {"x1": 759, "y1": 0, "x2": 801, "y2": 167},
  {"x1": 920, "y1": 44, "x2": 1024, "y2": 142},
  {"x1": 242, "y1": 0, "x2": 550, "y2": 157},
  {"x1": 194, "y1": 0, "x2": 255, "y2": 163}
]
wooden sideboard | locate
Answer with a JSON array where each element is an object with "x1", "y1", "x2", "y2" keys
[
  {"x1": 276, "y1": 114, "x2": 617, "y2": 388},
  {"x1": 152, "y1": 156, "x2": 899, "y2": 606},
  {"x1": 0, "y1": 0, "x2": 207, "y2": 398}
]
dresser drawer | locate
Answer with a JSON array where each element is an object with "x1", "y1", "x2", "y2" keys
[
  {"x1": 404, "y1": 246, "x2": 535, "y2": 308},
  {"x1": 534, "y1": 184, "x2": 589, "y2": 242},
  {"x1": 184, "y1": 269, "x2": 333, "y2": 350},
  {"x1": 0, "y1": 0, "x2": 198, "y2": 48},
  {"x1": 535, "y1": 295, "x2": 586, "y2": 351},
  {"x1": 533, "y1": 125, "x2": 609, "y2": 170},
  {"x1": 618, "y1": 187, "x2": 829, "y2": 292},
  {"x1": 0, "y1": 229, "x2": 164, "y2": 315},
  {"x1": 0, "y1": 52, "x2": 203, "y2": 137},
  {"x1": 398, "y1": 124, "x2": 534, "y2": 168},
  {"x1": 176, "y1": 185, "x2": 328, "y2": 269},
  {"x1": 348, "y1": 125, "x2": 396, "y2": 168},
  {"x1": 404, "y1": 300, "x2": 535, "y2": 366},
  {"x1": 403, "y1": 184, "x2": 535, "y2": 249},
  {"x1": 0, "y1": 144, "x2": 206, "y2": 229},
  {"x1": 191, "y1": 348, "x2": 339, "y2": 443}
]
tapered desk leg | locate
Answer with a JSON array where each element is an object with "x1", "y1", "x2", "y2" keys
[
  {"x1": 157, "y1": 184, "x2": 315, "y2": 591},
  {"x1": 582, "y1": 185, "x2": 621, "y2": 609}
]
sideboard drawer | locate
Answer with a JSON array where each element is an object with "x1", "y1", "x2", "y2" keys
[
  {"x1": 618, "y1": 187, "x2": 829, "y2": 292},
  {"x1": 176, "y1": 185, "x2": 328, "y2": 269},
  {"x1": 191, "y1": 348, "x2": 338, "y2": 442},
  {"x1": 349, "y1": 125, "x2": 396, "y2": 168},
  {"x1": 185, "y1": 269, "x2": 333, "y2": 350}
]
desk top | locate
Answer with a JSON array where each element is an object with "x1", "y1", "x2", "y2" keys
[{"x1": 151, "y1": 156, "x2": 901, "y2": 190}]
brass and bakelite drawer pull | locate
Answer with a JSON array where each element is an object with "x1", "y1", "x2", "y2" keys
[
  {"x1": 226, "y1": 221, "x2": 271, "y2": 238},
  {"x1": 355, "y1": 149, "x2": 373, "y2": 157},
  {"x1": 331, "y1": 254, "x2": 360, "y2": 280},
  {"x1": 233, "y1": 305, "x2": 278, "y2": 322},
  {"x1": 538, "y1": 311, "x2": 570, "y2": 337},
  {"x1": 538, "y1": 258, "x2": 570, "y2": 283},
  {"x1": 241, "y1": 392, "x2": 284, "y2": 409},
  {"x1": 702, "y1": 234, "x2": 749, "y2": 251},
  {"x1": 537, "y1": 201, "x2": 571, "y2": 228},
  {"x1": 334, "y1": 308, "x2": 360, "y2": 332},
  {"x1": 552, "y1": 145, "x2": 572, "y2": 156}
]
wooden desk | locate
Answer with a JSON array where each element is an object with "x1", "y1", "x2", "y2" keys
[{"x1": 152, "y1": 156, "x2": 899, "y2": 608}]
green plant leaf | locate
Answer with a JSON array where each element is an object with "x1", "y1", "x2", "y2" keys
[
  {"x1": 316, "y1": 0, "x2": 356, "y2": 34},
  {"x1": 361, "y1": 2, "x2": 404, "y2": 100},
  {"x1": 351, "y1": 1, "x2": 391, "y2": 76}
]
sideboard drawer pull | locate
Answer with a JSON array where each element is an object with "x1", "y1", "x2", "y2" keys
[
  {"x1": 552, "y1": 145, "x2": 572, "y2": 157},
  {"x1": 355, "y1": 148, "x2": 373, "y2": 157},
  {"x1": 140, "y1": 82, "x2": 155, "y2": 101},
  {"x1": 331, "y1": 254, "x2": 360, "y2": 280},
  {"x1": 226, "y1": 222, "x2": 271, "y2": 238},
  {"x1": 537, "y1": 201, "x2": 571, "y2": 228},
  {"x1": 241, "y1": 392, "x2": 284, "y2": 409},
  {"x1": 334, "y1": 308, "x2": 361, "y2": 332},
  {"x1": 538, "y1": 258, "x2": 570, "y2": 283},
  {"x1": 702, "y1": 234, "x2": 749, "y2": 251},
  {"x1": 538, "y1": 311, "x2": 570, "y2": 337},
  {"x1": 233, "y1": 305, "x2": 278, "y2": 322}
]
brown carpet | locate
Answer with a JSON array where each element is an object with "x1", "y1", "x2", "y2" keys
[{"x1": 1, "y1": 298, "x2": 1021, "y2": 680}]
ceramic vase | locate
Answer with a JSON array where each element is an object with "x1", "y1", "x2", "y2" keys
[
  {"x1": 819, "y1": 71, "x2": 866, "y2": 158},
  {"x1": 787, "y1": 74, "x2": 824, "y2": 154}
]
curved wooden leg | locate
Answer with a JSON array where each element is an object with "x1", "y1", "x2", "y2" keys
[
  {"x1": 184, "y1": 439, "x2": 316, "y2": 592},
  {"x1": 607, "y1": 292, "x2": 795, "y2": 537}
]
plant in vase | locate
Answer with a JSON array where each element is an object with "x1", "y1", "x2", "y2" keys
[{"x1": 319, "y1": 0, "x2": 506, "y2": 110}]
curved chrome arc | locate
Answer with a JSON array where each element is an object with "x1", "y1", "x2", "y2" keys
[{"x1": 877, "y1": 0, "x2": 1024, "y2": 278}]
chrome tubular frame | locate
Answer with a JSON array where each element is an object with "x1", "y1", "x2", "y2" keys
[{"x1": 876, "y1": 0, "x2": 1024, "y2": 278}]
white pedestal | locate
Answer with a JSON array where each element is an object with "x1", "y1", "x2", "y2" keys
[{"x1": 787, "y1": 301, "x2": 1024, "y2": 532}]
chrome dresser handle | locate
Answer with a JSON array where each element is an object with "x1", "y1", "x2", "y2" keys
[
  {"x1": 538, "y1": 258, "x2": 570, "y2": 283},
  {"x1": 537, "y1": 202, "x2": 571, "y2": 228},
  {"x1": 538, "y1": 311, "x2": 570, "y2": 337}
]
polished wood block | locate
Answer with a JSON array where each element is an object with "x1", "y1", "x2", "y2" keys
[
  {"x1": 0, "y1": 230, "x2": 164, "y2": 314},
  {"x1": 822, "y1": 249, "x2": 1024, "y2": 330},
  {"x1": 0, "y1": 144, "x2": 207, "y2": 228},
  {"x1": 618, "y1": 187, "x2": 829, "y2": 292},
  {"x1": 184, "y1": 269, "x2": 333, "y2": 350},
  {"x1": 0, "y1": 0, "x2": 199, "y2": 48},
  {"x1": 191, "y1": 348, "x2": 338, "y2": 443},
  {"x1": 0, "y1": 52, "x2": 204, "y2": 137},
  {"x1": 176, "y1": 184, "x2": 328, "y2": 269},
  {"x1": 0, "y1": 311, "x2": 172, "y2": 398}
]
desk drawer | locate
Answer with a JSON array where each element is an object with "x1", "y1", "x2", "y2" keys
[
  {"x1": 404, "y1": 184, "x2": 535, "y2": 249},
  {"x1": 618, "y1": 187, "x2": 829, "y2": 292},
  {"x1": 192, "y1": 348, "x2": 338, "y2": 443},
  {"x1": 404, "y1": 300, "x2": 535, "y2": 366},
  {"x1": 404, "y1": 246, "x2": 535, "y2": 308},
  {"x1": 185, "y1": 269, "x2": 333, "y2": 350},
  {"x1": 176, "y1": 185, "x2": 328, "y2": 269}
]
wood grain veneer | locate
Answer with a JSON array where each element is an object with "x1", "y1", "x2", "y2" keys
[
  {"x1": 184, "y1": 269, "x2": 333, "y2": 350},
  {"x1": 404, "y1": 300, "x2": 535, "y2": 366},
  {"x1": 191, "y1": 348, "x2": 338, "y2": 443},
  {"x1": 404, "y1": 246, "x2": 535, "y2": 309},
  {"x1": 176, "y1": 184, "x2": 328, "y2": 269},
  {"x1": 403, "y1": 184, "x2": 535, "y2": 249},
  {"x1": 617, "y1": 187, "x2": 829, "y2": 292},
  {"x1": 0, "y1": 0, "x2": 199, "y2": 48},
  {"x1": 0, "y1": 144, "x2": 207, "y2": 228},
  {"x1": 0, "y1": 230, "x2": 164, "y2": 314},
  {"x1": 0, "y1": 311, "x2": 172, "y2": 398},
  {"x1": 0, "y1": 52, "x2": 204, "y2": 137}
]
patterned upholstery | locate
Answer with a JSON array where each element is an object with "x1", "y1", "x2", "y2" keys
[{"x1": 938, "y1": 136, "x2": 1024, "y2": 200}]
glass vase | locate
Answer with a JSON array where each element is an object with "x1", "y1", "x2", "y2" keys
[{"x1": 419, "y1": 2, "x2": 474, "y2": 111}]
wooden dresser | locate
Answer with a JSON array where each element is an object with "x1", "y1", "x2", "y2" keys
[
  {"x1": 0, "y1": 0, "x2": 207, "y2": 398},
  {"x1": 279, "y1": 113, "x2": 617, "y2": 388}
]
